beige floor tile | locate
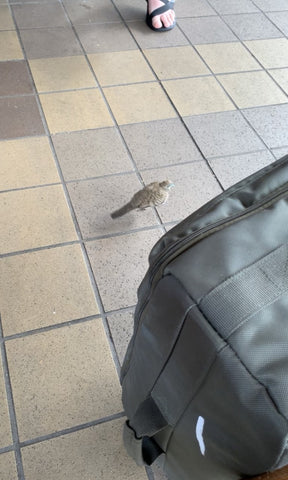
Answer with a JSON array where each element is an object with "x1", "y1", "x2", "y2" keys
[
  {"x1": 6, "y1": 320, "x2": 122, "y2": 440},
  {"x1": 0, "y1": 31, "x2": 23, "y2": 60},
  {"x1": 22, "y1": 419, "x2": 147, "y2": 480},
  {"x1": 0, "y1": 185, "x2": 78, "y2": 254},
  {"x1": 103, "y1": 83, "x2": 177, "y2": 125},
  {"x1": 269, "y1": 68, "x2": 288, "y2": 95},
  {"x1": 244, "y1": 38, "x2": 288, "y2": 68},
  {"x1": 0, "y1": 452, "x2": 17, "y2": 480},
  {"x1": 218, "y1": 71, "x2": 288, "y2": 108},
  {"x1": 0, "y1": 362, "x2": 12, "y2": 448},
  {"x1": 195, "y1": 42, "x2": 260, "y2": 74},
  {"x1": 86, "y1": 229, "x2": 162, "y2": 311},
  {"x1": 88, "y1": 50, "x2": 155, "y2": 86},
  {"x1": 0, "y1": 137, "x2": 60, "y2": 191},
  {"x1": 39, "y1": 89, "x2": 114, "y2": 134},
  {"x1": 162, "y1": 77, "x2": 235, "y2": 116},
  {"x1": 0, "y1": 245, "x2": 99, "y2": 336},
  {"x1": 29, "y1": 56, "x2": 97, "y2": 92},
  {"x1": 143, "y1": 46, "x2": 209, "y2": 80},
  {"x1": 0, "y1": 5, "x2": 15, "y2": 30}
]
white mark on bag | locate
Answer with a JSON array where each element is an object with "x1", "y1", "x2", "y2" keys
[{"x1": 196, "y1": 416, "x2": 205, "y2": 455}]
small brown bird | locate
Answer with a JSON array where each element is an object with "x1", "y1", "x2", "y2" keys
[{"x1": 111, "y1": 180, "x2": 174, "y2": 219}]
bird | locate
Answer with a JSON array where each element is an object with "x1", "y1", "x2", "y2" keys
[{"x1": 111, "y1": 180, "x2": 174, "y2": 219}]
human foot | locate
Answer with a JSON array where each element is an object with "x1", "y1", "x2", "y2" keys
[{"x1": 146, "y1": 0, "x2": 176, "y2": 31}]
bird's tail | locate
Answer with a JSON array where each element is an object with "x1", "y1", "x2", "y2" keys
[{"x1": 111, "y1": 202, "x2": 134, "y2": 219}]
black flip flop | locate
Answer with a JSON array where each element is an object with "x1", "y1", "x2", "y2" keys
[{"x1": 146, "y1": 0, "x2": 176, "y2": 32}]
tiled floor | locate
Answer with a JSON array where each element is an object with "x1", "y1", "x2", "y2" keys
[{"x1": 0, "y1": 0, "x2": 288, "y2": 479}]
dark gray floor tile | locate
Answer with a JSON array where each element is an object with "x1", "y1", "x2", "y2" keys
[
  {"x1": 178, "y1": 16, "x2": 237, "y2": 44},
  {"x1": 207, "y1": 0, "x2": 259, "y2": 14},
  {"x1": 107, "y1": 310, "x2": 134, "y2": 365},
  {"x1": 267, "y1": 12, "x2": 288, "y2": 36},
  {"x1": 0, "y1": 96, "x2": 45, "y2": 140},
  {"x1": 19, "y1": 27, "x2": 82, "y2": 59},
  {"x1": 184, "y1": 111, "x2": 265, "y2": 158},
  {"x1": 52, "y1": 128, "x2": 134, "y2": 181},
  {"x1": 223, "y1": 13, "x2": 283, "y2": 40},
  {"x1": 242, "y1": 104, "x2": 288, "y2": 148},
  {"x1": 141, "y1": 162, "x2": 222, "y2": 223},
  {"x1": 209, "y1": 150, "x2": 274, "y2": 189},
  {"x1": 86, "y1": 229, "x2": 162, "y2": 310},
  {"x1": 120, "y1": 119, "x2": 202, "y2": 170},
  {"x1": 127, "y1": 21, "x2": 188, "y2": 49},
  {"x1": 0, "y1": 60, "x2": 34, "y2": 96},
  {"x1": 112, "y1": 0, "x2": 143, "y2": 21},
  {"x1": 12, "y1": 3, "x2": 69, "y2": 29},
  {"x1": 76, "y1": 23, "x2": 137, "y2": 53},
  {"x1": 63, "y1": 0, "x2": 121, "y2": 25},
  {"x1": 67, "y1": 173, "x2": 159, "y2": 239}
]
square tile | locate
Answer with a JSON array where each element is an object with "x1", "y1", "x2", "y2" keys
[
  {"x1": 39, "y1": 89, "x2": 113, "y2": 134},
  {"x1": 67, "y1": 174, "x2": 159, "y2": 238},
  {"x1": 0, "y1": 60, "x2": 33, "y2": 96},
  {"x1": 196, "y1": 42, "x2": 261, "y2": 74},
  {"x1": 63, "y1": 0, "x2": 121, "y2": 24},
  {"x1": 242, "y1": 104, "x2": 288, "y2": 148},
  {"x1": 223, "y1": 13, "x2": 283, "y2": 40},
  {"x1": 107, "y1": 310, "x2": 134, "y2": 365},
  {"x1": 143, "y1": 46, "x2": 209, "y2": 79},
  {"x1": 12, "y1": 3, "x2": 69, "y2": 29},
  {"x1": 0, "y1": 5, "x2": 15, "y2": 30},
  {"x1": 269, "y1": 69, "x2": 288, "y2": 95},
  {"x1": 207, "y1": 0, "x2": 259, "y2": 14},
  {"x1": 218, "y1": 71, "x2": 288, "y2": 108},
  {"x1": 127, "y1": 21, "x2": 188, "y2": 49},
  {"x1": 6, "y1": 321, "x2": 122, "y2": 440},
  {"x1": 76, "y1": 23, "x2": 137, "y2": 53},
  {"x1": 21, "y1": 419, "x2": 147, "y2": 480},
  {"x1": 176, "y1": 0, "x2": 216, "y2": 16},
  {"x1": 252, "y1": 0, "x2": 288, "y2": 10},
  {"x1": 267, "y1": 12, "x2": 288, "y2": 36},
  {"x1": 86, "y1": 229, "x2": 162, "y2": 310},
  {"x1": 112, "y1": 0, "x2": 144, "y2": 20},
  {"x1": 0, "y1": 361, "x2": 12, "y2": 448},
  {"x1": 141, "y1": 162, "x2": 222, "y2": 223},
  {"x1": 29, "y1": 56, "x2": 96, "y2": 92},
  {"x1": 209, "y1": 150, "x2": 274, "y2": 189},
  {"x1": 104, "y1": 83, "x2": 177, "y2": 125},
  {"x1": 52, "y1": 128, "x2": 133, "y2": 181},
  {"x1": 184, "y1": 111, "x2": 265, "y2": 158},
  {"x1": 0, "y1": 31, "x2": 23, "y2": 60},
  {"x1": 0, "y1": 137, "x2": 59, "y2": 191},
  {"x1": 0, "y1": 185, "x2": 78, "y2": 254},
  {"x1": 0, "y1": 96, "x2": 45, "y2": 140},
  {"x1": 162, "y1": 77, "x2": 235, "y2": 116},
  {"x1": 19, "y1": 27, "x2": 82, "y2": 59},
  {"x1": 178, "y1": 17, "x2": 237, "y2": 45},
  {"x1": 88, "y1": 50, "x2": 155, "y2": 86},
  {"x1": 271, "y1": 147, "x2": 288, "y2": 158},
  {"x1": 120, "y1": 118, "x2": 203, "y2": 170},
  {"x1": 0, "y1": 452, "x2": 17, "y2": 480},
  {"x1": 244, "y1": 39, "x2": 288, "y2": 68},
  {"x1": 0, "y1": 245, "x2": 99, "y2": 336}
]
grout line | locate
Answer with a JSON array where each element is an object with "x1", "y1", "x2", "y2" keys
[
  {"x1": 0, "y1": 315, "x2": 25, "y2": 480},
  {"x1": 20, "y1": 411, "x2": 126, "y2": 448}
]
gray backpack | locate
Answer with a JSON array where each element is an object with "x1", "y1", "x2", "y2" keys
[{"x1": 120, "y1": 155, "x2": 288, "y2": 480}]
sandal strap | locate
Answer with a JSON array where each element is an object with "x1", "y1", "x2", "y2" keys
[{"x1": 147, "y1": 0, "x2": 175, "y2": 19}]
